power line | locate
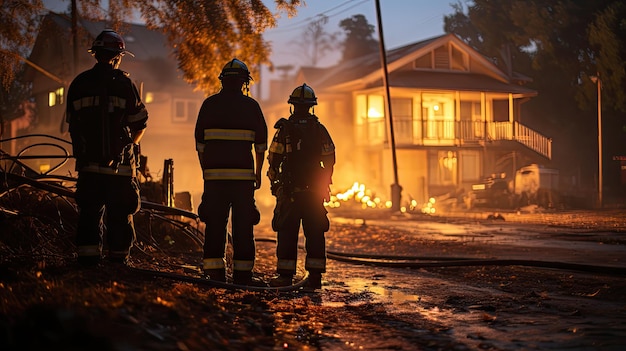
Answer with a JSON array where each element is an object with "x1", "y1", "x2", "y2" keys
[{"x1": 270, "y1": 0, "x2": 370, "y2": 33}]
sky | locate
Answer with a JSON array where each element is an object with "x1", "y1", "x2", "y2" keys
[
  {"x1": 41, "y1": 0, "x2": 458, "y2": 96},
  {"x1": 263, "y1": 0, "x2": 456, "y2": 66}
]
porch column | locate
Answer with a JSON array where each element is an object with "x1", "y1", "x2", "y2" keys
[
  {"x1": 509, "y1": 93, "x2": 514, "y2": 138},
  {"x1": 481, "y1": 92, "x2": 486, "y2": 141}
]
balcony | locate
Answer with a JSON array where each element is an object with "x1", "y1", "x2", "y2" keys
[{"x1": 356, "y1": 119, "x2": 552, "y2": 159}]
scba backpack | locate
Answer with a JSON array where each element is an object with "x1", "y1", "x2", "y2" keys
[{"x1": 280, "y1": 116, "x2": 323, "y2": 189}]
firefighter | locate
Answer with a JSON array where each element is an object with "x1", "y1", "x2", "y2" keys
[
  {"x1": 267, "y1": 83, "x2": 335, "y2": 289},
  {"x1": 195, "y1": 58, "x2": 268, "y2": 285},
  {"x1": 66, "y1": 29, "x2": 148, "y2": 266}
]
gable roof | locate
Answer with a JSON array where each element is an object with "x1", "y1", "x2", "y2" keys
[{"x1": 297, "y1": 33, "x2": 535, "y2": 96}]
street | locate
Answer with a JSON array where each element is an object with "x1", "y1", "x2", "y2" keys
[{"x1": 253, "y1": 208, "x2": 626, "y2": 350}]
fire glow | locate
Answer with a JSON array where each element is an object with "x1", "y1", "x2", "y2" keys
[
  {"x1": 325, "y1": 182, "x2": 439, "y2": 215},
  {"x1": 325, "y1": 182, "x2": 388, "y2": 209}
]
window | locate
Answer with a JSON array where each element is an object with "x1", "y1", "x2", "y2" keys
[
  {"x1": 460, "y1": 101, "x2": 483, "y2": 140},
  {"x1": 48, "y1": 87, "x2": 64, "y2": 107},
  {"x1": 367, "y1": 95, "x2": 384, "y2": 118},
  {"x1": 392, "y1": 98, "x2": 412, "y2": 143},
  {"x1": 172, "y1": 98, "x2": 199, "y2": 122},
  {"x1": 355, "y1": 94, "x2": 386, "y2": 144},
  {"x1": 428, "y1": 150, "x2": 457, "y2": 186},
  {"x1": 145, "y1": 92, "x2": 154, "y2": 104},
  {"x1": 422, "y1": 93, "x2": 455, "y2": 142}
]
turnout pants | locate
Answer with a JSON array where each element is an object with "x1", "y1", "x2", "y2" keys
[
  {"x1": 273, "y1": 191, "x2": 329, "y2": 275},
  {"x1": 75, "y1": 172, "x2": 141, "y2": 260},
  {"x1": 198, "y1": 181, "x2": 259, "y2": 274}
]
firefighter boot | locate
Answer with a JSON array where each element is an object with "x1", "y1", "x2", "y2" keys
[
  {"x1": 204, "y1": 268, "x2": 226, "y2": 282},
  {"x1": 233, "y1": 271, "x2": 267, "y2": 287},
  {"x1": 269, "y1": 274, "x2": 294, "y2": 287},
  {"x1": 306, "y1": 272, "x2": 322, "y2": 290}
]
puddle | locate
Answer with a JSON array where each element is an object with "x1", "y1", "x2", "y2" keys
[{"x1": 325, "y1": 277, "x2": 421, "y2": 308}]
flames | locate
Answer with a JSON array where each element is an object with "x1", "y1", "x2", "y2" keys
[
  {"x1": 326, "y1": 181, "x2": 439, "y2": 215},
  {"x1": 325, "y1": 182, "x2": 388, "y2": 209}
]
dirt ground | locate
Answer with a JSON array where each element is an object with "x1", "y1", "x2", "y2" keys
[{"x1": 1, "y1": 190, "x2": 626, "y2": 350}]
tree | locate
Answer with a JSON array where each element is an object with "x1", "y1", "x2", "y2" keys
[
  {"x1": 585, "y1": 2, "x2": 626, "y2": 112},
  {"x1": 338, "y1": 14, "x2": 378, "y2": 61},
  {"x1": 444, "y1": 0, "x2": 626, "y2": 113},
  {"x1": 288, "y1": 15, "x2": 337, "y2": 67},
  {"x1": 444, "y1": 0, "x2": 626, "y2": 196},
  {"x1": 0, "y1": 0, "x2": 304, "y2": 95},
  {"x1": 0, "y1": 0, "x2": 43, "y2": 128},
  {"x1": 0, "y1": 0, "x2": 43, "y2": 89}
]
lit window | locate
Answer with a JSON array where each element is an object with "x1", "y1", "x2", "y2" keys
[
  {"x1": 367, "y1": 95, "x2": 384, "y2": 118},
  {"x1": 56, "y1": 87, "x2": 64, "y2": 104},
  {"x1": 48, "y1": 87, "x2": 64, "y2": 107},
  {"x1": 145, "y1": 92, "x2": 154, "y2": 104}
]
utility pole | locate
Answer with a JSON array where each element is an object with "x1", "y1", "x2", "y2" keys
[
  {"x1": 590, "y1": 73, "x2": 603, "y2": 208},
  {"x1": 71, "y1": 0, "x2": 79, "y2": 76},
  {"x1": 374, "y1": 0, "x2": 402, "y2": 212}
]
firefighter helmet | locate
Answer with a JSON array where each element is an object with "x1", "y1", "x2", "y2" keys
[
  {"x1": 219, "y1": 58, "x2": 252, "y2": 82},
  {"x1": 89, "y1": 29, "x2": 134, "y2": 57},
  {"x1": 288, "y1": 83, "x2": 317, "y2": 105}
]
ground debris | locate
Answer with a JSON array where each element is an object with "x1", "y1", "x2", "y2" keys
[{"x1": 2, "y1": 186, "x2": 626, "y2": 349}]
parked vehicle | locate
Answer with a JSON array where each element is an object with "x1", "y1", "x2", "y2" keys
[{"x1": 466, "y1": 164, "x2": 559, "y2": 209}]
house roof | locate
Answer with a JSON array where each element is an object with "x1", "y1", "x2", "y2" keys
[
  {"x1": 297, "y1": 33, "x2": 536, "y2": 96},
  {"x1": 45, "y1": 12, "x2": 172, "y2": 60}
]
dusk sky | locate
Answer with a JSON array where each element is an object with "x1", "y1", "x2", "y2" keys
[{"x1": 264, "y1": 0, "x2": 456, "y2": 65}]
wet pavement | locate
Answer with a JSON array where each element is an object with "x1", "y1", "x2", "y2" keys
[{"x1": 255, "y1": 208, "x2": 626, "y2": 350}]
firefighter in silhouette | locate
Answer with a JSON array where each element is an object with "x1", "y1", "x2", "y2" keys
[
  {"x1": 195, "y1": 58, "x2": 268, "y2": 285},
  {"x1": 267, "y1": 83, "x2": 335, "y2": 289},
  {"x1": 66, "y1": 29, "x2": 148, "y2": 266}
]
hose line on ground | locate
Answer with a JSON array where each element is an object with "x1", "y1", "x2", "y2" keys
[{"x1": 3, "y1": 160, "x2": 625, "y2": 291}]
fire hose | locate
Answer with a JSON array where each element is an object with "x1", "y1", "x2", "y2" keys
[
  {"x1": 253, "y1": 238, "x2": 626, "y2": 276},
  {"x1": 2, "y1": 136, "x2": 625, "y2": 293},
  {"x1": 3, "y1": 170, "x2": 625, "y2": 293}
]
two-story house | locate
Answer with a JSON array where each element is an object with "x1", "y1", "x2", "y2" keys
[{"x1": 262, "y1": 34, "x2": 551, "y2": 208}]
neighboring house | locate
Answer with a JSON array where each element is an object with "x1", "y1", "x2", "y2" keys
[
  {"x1": 22, "y1": 12, "x2": 205, "y2": 206},
  {"x1": 262, "y1": 34, "x2": 551, "y2": 207}
]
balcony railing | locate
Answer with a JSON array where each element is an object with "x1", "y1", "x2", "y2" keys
[{"x1": 356, "y1": 119, "x2": 552, "y2": 159}]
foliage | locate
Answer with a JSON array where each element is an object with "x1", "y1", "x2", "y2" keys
[
  {"x1": 444, "y1": 0, "x2": 626, "y2": 190},
  {"x1": 585, "y1": 1, "x2": 626, "y2": 112},
  {"x1": 0, "y1": 70, "x2": 32, "y2": 124},
  {"x1": 0, "y1": 0, "x2": 43, "y2": 89},
  {"x1": 444, "y1": 0, "x2": 626, "y2": 114},
  {"x1": 338, "y1": 14, "x2": 378, "y2": 62},
  {"x1": 0, "y1": 0, "x2": 303, "y2": 95}
]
